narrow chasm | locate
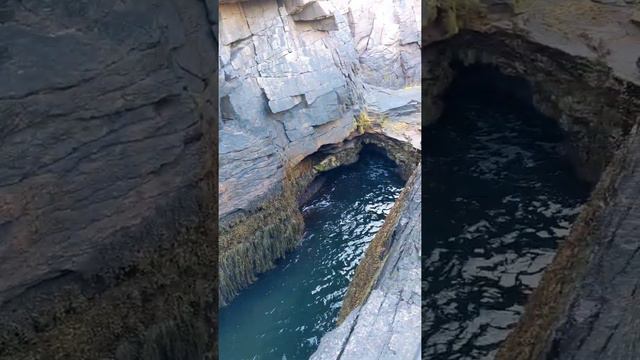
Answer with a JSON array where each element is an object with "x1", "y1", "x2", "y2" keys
[
  {"x1": 219, "y1": 146, "x2": 405, "y2": 359},
  {"x1": 422, "y1": 64, "x2": 593, "y2": 359}
]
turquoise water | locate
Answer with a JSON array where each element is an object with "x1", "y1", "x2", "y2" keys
[{"x1": 219, "y1": 150, "x2": 404, "y2": 360}]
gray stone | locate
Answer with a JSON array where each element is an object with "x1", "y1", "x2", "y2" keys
[
  {"x1": 347, "y1": 0, "x2": 421, "y2": 88},
  {"x1": 219, "y1": 0, "x2": 373, "y2": 219},
  {"x1": 220, "y1": 3, "x2": 252, "y2": 45},
  {"x1": 268, "y1": 96, "x2": 302, "y2": 113},
  {"x1": 305, "y1": 17, "x2": 339, "y2": 31}
]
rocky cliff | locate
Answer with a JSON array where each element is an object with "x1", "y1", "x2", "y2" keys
[
  {"x1": 0, "y1": 1, "x2": 217, "y2": 358},
  {"x1": 219, "y1": 0, "x2": 421, "y2": 219},
  {"x1": 218, "y1": 0, "x2": 422, "y2": 306}
]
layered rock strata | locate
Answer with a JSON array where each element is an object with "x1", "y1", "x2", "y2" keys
[
  {"x1": 218, "y1": 0, "x2": 422, "y2": 306},
  {"x1": 0, "y1": 0, "x2": 218, "y2": 359}
]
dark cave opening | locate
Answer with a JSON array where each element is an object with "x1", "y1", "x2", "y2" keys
[{"x1": 421, "y1": 63, "x2": 593, "y2": 359}]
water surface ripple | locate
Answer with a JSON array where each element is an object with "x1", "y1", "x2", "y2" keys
[
  {"x1": 422, "y1": 93, "x2": 591, "y2": 359},
  {"x1": 220, "y1": 150, "x2": 404, "y2": 360}
]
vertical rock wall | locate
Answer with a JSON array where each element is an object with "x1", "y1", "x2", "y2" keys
[
  {"x1": 219, "y1": 0, "x2": 422, "y2": 221},
  {"x1": 219, "y1": 0, "x2": 363, "y2": 220},
  {"x1": 218, "y1": 0, "x2": 422, "y2": 306}
]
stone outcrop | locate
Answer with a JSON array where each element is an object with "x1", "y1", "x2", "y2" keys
[
  {"x1": 218, "y1": 0, "x2": 422, "y2": 306},
  {"x1": 311, "y1": 164, "x2": 422, "y2": 360},
  {"x1": 219, "y1": 0, "x2": 421, "y2": 220},
  {"x1": 219, "y1": 0, "x2": 363, "y2": 220},
  {"x1": 0, "y1": 1, "x2": 217, "y2": 359}
]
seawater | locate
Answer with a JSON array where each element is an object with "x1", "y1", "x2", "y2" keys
[
  {"x1": 219, "y1": 150, "x2": 404, "y2": 360},
  {"x1": 422, "y1": 82, "x2": 591, "y2": 359}
]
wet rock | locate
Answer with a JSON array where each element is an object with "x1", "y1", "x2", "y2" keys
[{"x1": 314, "y1": 155, "x2": 342, "y2": 172}]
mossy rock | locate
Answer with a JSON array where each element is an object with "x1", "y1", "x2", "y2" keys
[{"x1": 314, "y1": 155, "x2": 340, "y2": 172}]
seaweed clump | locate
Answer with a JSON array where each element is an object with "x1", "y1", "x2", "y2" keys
[{"x1": 218, "y1": 159, "x2": 316, "y2": 307}]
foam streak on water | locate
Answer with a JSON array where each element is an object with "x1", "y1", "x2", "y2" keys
[
  {"x1": 422, "y1": 97, "x2": 590, "y2": 359},
  {"x1": 219, "y1": 150, "x2": 404, "y2": 360}
]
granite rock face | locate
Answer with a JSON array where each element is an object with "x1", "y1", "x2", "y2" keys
[
  {"x1": 218, "y1": 0, "x2": 422, "y2": 306},
  {"x1": 311, "y1": 165, "x2": 422, "y2": 360},
  {"x1": 219, "y1": 0, "x2": 422, "y2": 221},
  {"x1": 0, "y1": 0, "x2": 217, "y2": 358},
  {"x1": 219, "y1": 0, "x2": 362, "y2": 219}
]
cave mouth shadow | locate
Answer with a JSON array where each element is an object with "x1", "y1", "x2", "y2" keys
[
  {"x1": 434, "y1": 61, "x2": 596, "y2": 188},
  {"x1": 420, "y1": 61, "x2": 597, "y2": 358},
  {"x1": 444, "y1": 62, "x2": 544, "y2": 128},
  {"x1": 299, "y1": 142, "x2": 407, "y2": 209}
]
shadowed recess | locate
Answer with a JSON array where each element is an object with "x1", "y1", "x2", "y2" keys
[
  {"x1": 422, "y1": 64, "x2": 592, "y2": 359},
  {"x1": 219, "y1": 149, "x2": 404, "y2": 360}
]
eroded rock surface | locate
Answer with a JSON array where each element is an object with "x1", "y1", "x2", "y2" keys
[
  {"x1": 0, "y1": 0, "x2": 217, "y2": 358},
  {"x1": 219, "y1": 0, "x2": 363, "y2": 218}
]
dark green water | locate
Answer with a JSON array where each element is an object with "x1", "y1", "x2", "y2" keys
[
  {"x1": 422, "y1": 71, "x2": 591, "y2": 359},
  {"x1": 219, "y1": 150, "x2": 404, "y2": 360}
]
